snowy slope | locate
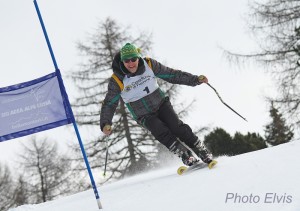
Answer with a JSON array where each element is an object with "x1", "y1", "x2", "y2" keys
[{"x1": 10, "y1": 141, "x2": 300, "y2": 211}]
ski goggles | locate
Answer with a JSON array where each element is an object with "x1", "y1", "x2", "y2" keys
[{"x1": 123, "y1": 57, "x2": 139, "y2": 63}]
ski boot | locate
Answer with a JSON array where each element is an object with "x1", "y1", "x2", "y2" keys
[
  {"x1": 169, "y1": 141, "x2": 198, "y2": 166},
  {"x1": 191, "y1": 141, "x2": 217, "y2": 169}
]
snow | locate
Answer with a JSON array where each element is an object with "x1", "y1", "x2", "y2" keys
[{"x1": 10, "y1": 141, "x2": 300, "y2": 211}]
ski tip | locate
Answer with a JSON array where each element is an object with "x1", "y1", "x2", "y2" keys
[
  {"x1": 177, "y1": 166, "x2": 188, "y2": 175},
  {"x1": 208, "y1": 160, "x2": 218, "y2": 169}
]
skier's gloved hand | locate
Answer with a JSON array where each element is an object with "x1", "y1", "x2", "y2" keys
[
  {"x1": 103, "y1": 124, "x2": 112, "y2": 135},
  {"x1": 198, "y1": 75, "x2": 208, "y2": 84}
]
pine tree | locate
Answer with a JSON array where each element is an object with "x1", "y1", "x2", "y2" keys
[
  {"x1": 232, "y1": 132, "x2": 267, "y2": 154},
  {"x1": 265, "y1": 101, "x2": 294, "y2": 146},
  {"x1": 204, "y1": 128, "x2": 267, "y2": 156},
  {"x1": 204, "y1": 128, "x2": 233, "y2": 156}
]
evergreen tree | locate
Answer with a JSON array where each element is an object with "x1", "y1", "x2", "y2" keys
[
  {"x1": 265, "y1": 101, "x2": 294, "y2": 146},
  {"x1": 204, "y1": 128, "x2": 233, "y2": 156},
  {"x1": 204, "y1": 128, "x2": 267, "y2": 156},
  {"x1": 232, "y1": 132, "x2": 267, "y2": 154}
]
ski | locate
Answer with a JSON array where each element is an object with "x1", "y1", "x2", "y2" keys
[{"x1": 177, "y1": 160, "x2": 217, "y2": 175}]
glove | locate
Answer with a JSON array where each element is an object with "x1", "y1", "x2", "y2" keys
[
  {"x1": 103, "y1": 124, "x2": 112, "y2": 135},
  {"x1": 198, "y1": 75, "x2": 208, "y2": 83}
]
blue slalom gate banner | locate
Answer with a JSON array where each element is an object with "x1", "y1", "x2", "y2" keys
[
  {"x1": 0, "y1": 72, "x2": 72, "y2": 142},
  {"x1": 0, "y1": 0, "x2": 102, "y2": 208}
]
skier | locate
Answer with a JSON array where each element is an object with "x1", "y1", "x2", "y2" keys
[{"x1": 100, "y1": 43, "x2": 216, "y2": 167}]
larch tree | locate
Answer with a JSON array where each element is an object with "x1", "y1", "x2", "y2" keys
[{"x1": 226, "y1": 0, "x2": 300, "y2": 137}]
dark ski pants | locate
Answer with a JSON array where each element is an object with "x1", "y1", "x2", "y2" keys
[{"x1": 142, "y1": 98, "x2": 198, "y2": 150}]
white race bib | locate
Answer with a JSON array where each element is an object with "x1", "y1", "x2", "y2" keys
[{"x1": 121, "y1": 59, "x2": 159, "y2": 103}]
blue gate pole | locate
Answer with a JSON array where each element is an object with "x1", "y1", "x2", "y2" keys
[{"x1": 33, "y1": 0, "x2": 102, "y2": 209}]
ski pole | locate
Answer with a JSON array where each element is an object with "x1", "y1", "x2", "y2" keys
[
  {"x1": 103, "y1": 137, "x2": 109, "y2": 177},
  {"x1": 206, "y1": 83, "x2": 247, "y2": 122}
]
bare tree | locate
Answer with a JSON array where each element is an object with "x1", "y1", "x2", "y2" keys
[
  {"x1": 12, "y1": 176, "x2": 30, "y2": 207},
  {"x1": 225, "y1": 0, "x2": 300, "y2": 137},
  {"x1": 0, "y1": 164, "x2": 15, "y2": 210},
  {"x1": 69, "y1": 17, "x2": 200, "y2": 182},
  {"x1": 17, "y1": 136, "x2": 73, "y2": 203}
]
